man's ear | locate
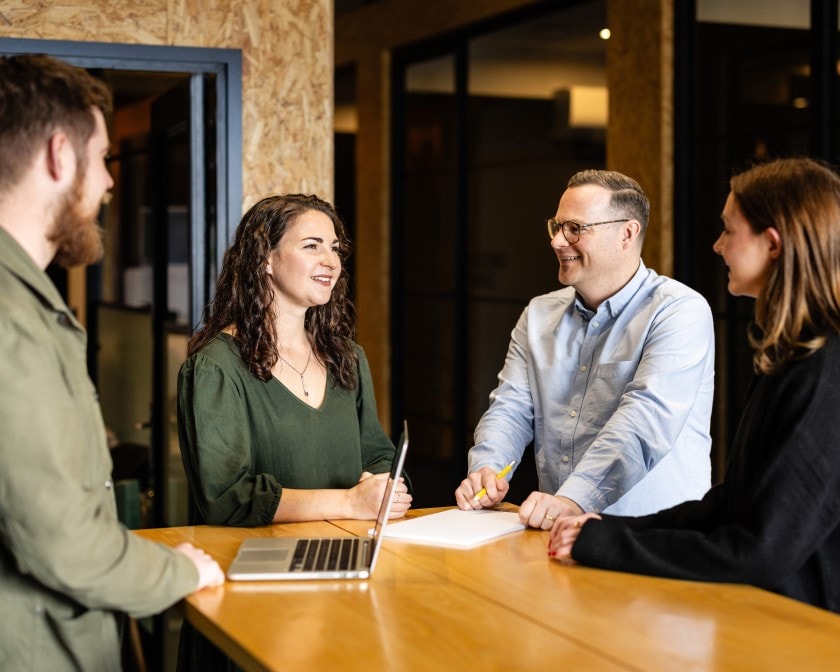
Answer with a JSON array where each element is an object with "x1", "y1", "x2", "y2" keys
[
  {"x1": 621, "y1": 219, "x2": 642, "y2": 246},
  {"x1": 45, "y1": 132, "x2": 74, "y2": 183},
  {"x1": 765, "y1": 226, "x2": 782, "y2": 260}
]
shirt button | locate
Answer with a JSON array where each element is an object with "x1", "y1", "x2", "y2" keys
[
  {"x1": 592, "y1": 321, "x2": 600, "y2": 328},
  {"x1": 105, "y1": 479, "x2": 113, "y2": 489},
  {"x1": 562, "y1": 455, "x2": 570, "y2": 463},
  {"x1": 570, "y1": 410, "x2": 577, "y2": 417},
  {"x1": 579, "y1": 365, "x2": 587, "y2": 372}
]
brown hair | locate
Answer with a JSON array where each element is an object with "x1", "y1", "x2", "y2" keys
[
  {"x1": 567, "y1": 169, "x2": 650, "y2": 240},
  {"x1": 730, "y1": 158, "x2": 840, "y2": 374},
  {"x1": 189, "y1": 194, "x2": 359, "y2": 388},
  {"x1": 0, "y1": 54, "x2": 112, "y2": 195}
]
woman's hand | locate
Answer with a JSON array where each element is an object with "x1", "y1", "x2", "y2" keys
[
  {"x1": 547, "y1": 513, "x2": 602, "y2": 563},
  {"x1": 348, "y1": 473, "x2": 412, "y2": 519}
]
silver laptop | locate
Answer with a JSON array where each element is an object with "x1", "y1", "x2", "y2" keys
[{"x1": 226, "y1": 422, "x2": 409, "y2": 581}]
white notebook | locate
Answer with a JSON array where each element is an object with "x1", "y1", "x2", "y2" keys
[{"x1": 383, "y1": 508, "x2": 525, "y2": 548}]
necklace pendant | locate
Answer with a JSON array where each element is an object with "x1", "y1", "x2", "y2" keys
[{"x1": 278, "y1": 345, "x2": 314, "y2": 400}]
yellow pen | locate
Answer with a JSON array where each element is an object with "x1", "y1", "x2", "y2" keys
[{"x1": 473, "y1": 460, "x2": 516, "y2": 501}]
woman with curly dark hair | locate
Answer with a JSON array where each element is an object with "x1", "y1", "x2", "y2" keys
[
  {"x1": 548, "y1": 158, "x2": 840, "y2": 614},
  {"x1": 177, "y1": 194, "x2": 411, "y2": 529}
]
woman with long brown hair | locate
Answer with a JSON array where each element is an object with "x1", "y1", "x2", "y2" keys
[
  {"x1": 178, "y1": 194, "x2": 411, "y2": 528},
  {"x1": 548, "y1": 158, "x2": 840, "y2": 613}
]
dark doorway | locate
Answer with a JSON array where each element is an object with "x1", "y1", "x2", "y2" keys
[
  {"x1": 675, "y1": 0, "x2": 838, "y2": 478},
  {"x1": 390, "y1": 1, "x2": 608, "y2": 507}
]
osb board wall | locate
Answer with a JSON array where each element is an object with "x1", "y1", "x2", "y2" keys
[
  {"x1": 0, "y1": 0, "x2": 334, "y2": 210},
  {"x1": 606, "y1": 0, "x2": 673, "y2": 277}
]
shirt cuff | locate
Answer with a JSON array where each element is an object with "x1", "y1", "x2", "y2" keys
[{"x1": 556, "y1": 473, "x2": 622, "y2": 513}]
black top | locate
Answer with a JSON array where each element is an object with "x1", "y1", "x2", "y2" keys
[{"x1": 573, "y1": 335, "x2": 840, "y2": 613}]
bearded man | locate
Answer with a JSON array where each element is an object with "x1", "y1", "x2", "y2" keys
[{"x1": 0, "y1": 54, "x2": 224, "y2": 670}]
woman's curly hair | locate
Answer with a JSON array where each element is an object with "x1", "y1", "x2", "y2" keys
[{"x1": 188, "y1": 194, "x2": 358, "y2": 388}]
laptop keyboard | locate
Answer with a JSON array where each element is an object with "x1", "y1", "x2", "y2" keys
[{"x1": 291, "y1": 538, "x2": 359, "y2": 572}]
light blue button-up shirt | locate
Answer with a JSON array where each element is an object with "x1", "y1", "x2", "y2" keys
[{"x1": 469, "y1": 262, "x2": 714, "y2": 515}]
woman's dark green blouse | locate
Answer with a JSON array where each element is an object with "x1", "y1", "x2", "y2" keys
[{"x1": 177, "y1": 334, "x2": 396, "y2": 526}]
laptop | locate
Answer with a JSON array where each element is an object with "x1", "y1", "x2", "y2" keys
[{"x1": 226, "y1": 422, "x2": 409, "y2": 581}]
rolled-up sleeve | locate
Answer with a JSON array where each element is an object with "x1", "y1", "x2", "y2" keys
[{"x1": 177, "y1": 354, "x2": 281, "y2": 526}]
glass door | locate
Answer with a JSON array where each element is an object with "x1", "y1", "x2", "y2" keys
[
  {"x1": 96, "y1": 74, "x2": 217, "y2": 530},
  {"x1": 392, "y1": 1, "x2": 608, "y2": 507},
  {"x1": 676, "y1": 0, "x2": 835, "y2": 475}
]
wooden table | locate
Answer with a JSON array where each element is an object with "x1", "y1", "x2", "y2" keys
[{"x1": 136, "y1": 506, "x2": 840, "y2": 671}]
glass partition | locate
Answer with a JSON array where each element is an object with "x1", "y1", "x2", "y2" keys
[{"x1": 393, "y1": 1, "x2": 608, "y2": 506}]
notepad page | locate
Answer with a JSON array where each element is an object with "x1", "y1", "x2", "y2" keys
[{"x1": 383, "y1": 508, "x2": 525, "y2": 548}]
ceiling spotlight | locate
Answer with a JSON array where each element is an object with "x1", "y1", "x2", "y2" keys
[{"x1": 599, "y1": 28, "x2": 611, "y2": 40}]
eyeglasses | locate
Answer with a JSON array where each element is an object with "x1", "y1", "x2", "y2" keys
[{"x1": 546, "y1": 218, "x2": 630, "y2": 244}]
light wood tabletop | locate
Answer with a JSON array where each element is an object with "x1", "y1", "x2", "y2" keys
[{"x1": 136, "y1": 506, "x2": 840, "y2": 671}]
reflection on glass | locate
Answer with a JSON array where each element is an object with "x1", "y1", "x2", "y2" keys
[{"x1": 396, "y1": 2, "x2": 608, "y2": 507}]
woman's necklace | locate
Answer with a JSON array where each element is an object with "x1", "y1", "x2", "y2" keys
[{"x1": 277, "y1": 346, "x2": 313, "y2": 397}]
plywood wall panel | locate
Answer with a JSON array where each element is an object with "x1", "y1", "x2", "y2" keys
[
  {"x1": 607, "y1": 0, "x2": 673, "y2": 276},
  {"x1": 0, "y1": 0, "x2": 333, "y2": 212}
]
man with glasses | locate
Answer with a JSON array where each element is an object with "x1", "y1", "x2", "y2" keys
[{"x1": 455, "y1": 170, "x2": 714, "y2": 529}]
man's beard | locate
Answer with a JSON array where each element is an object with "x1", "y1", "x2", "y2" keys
[{"x1": 48, "y1": 169, "x2": 105, "y2": 268}]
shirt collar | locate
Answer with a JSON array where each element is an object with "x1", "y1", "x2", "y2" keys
[
  {"x1": 574, "y1": 260, "x2": 647, "y2": 319},
  {"x1": 0, "y1": 226, "x2": 81, "y2": 321}
]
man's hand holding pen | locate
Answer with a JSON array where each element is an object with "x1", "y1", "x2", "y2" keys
[{"x1": 454, "y1": 461, "x2": 515, "y2": 510}]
